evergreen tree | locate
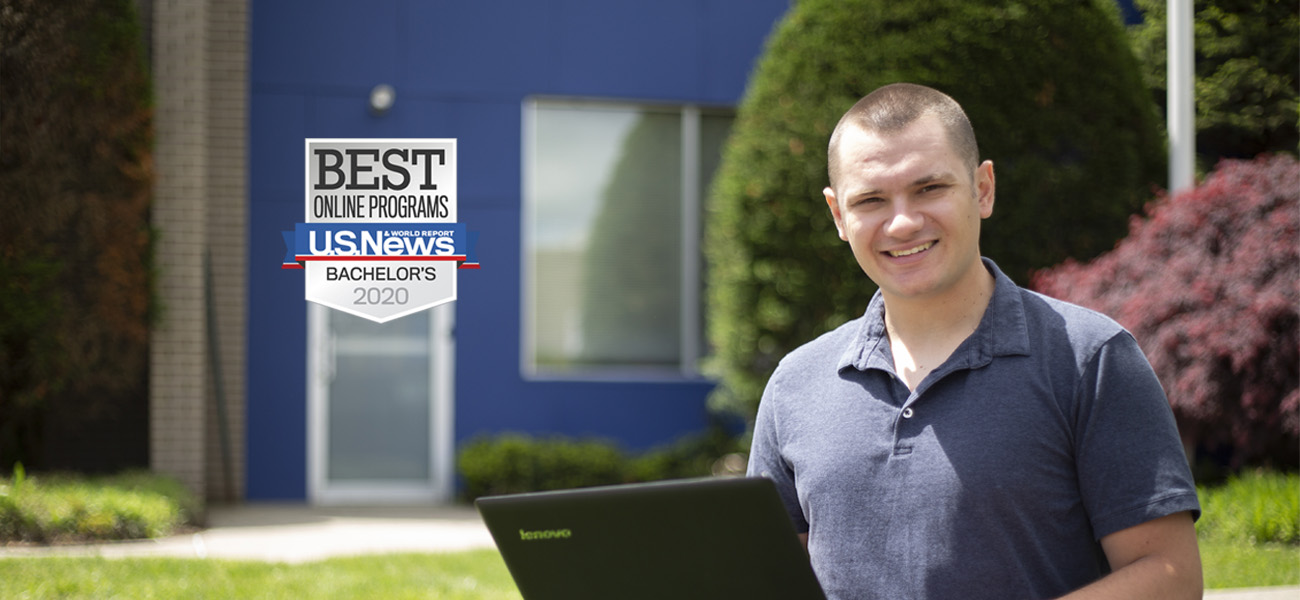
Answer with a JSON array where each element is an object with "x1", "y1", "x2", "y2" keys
[{"x1": 1130, "y1": 0, "x2": 1299, "y2": 166}]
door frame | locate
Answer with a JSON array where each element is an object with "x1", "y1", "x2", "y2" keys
[{"x1": 307, "y1": 303, "x2": 455, "y2": 504}]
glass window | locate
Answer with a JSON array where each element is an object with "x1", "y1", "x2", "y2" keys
[{"x1": 523, "y1": 99, "x2": 732, "y2": 377}]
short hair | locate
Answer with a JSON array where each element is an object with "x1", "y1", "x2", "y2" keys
[{"x1": 827, "y1": 83, "x2": 980, "y2": 191}]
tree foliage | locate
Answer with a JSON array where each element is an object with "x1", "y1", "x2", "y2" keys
[
  {"x1": 0, "y1": 0, "x2": 154, "y2": 469},
  {"x1": 1130, "y1": 0, "x2": 1299, "y2": 164},
  {"x1": 1033, "y1": 155, "x2": 1299, "y2": 468},
  {"x1": 705, "y1": 0, "x2": 1165, "y2": 419}
]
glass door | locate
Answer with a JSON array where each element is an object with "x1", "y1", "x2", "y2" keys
[{"x1": 308, "y1": 303, "x2": 453, "y2": 504}]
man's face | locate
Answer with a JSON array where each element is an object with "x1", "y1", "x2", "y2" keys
[{"x1": 824, "y1": 114, "x2": 994, "y2": 304}]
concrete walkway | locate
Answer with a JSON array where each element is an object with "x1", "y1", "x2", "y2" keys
[
  {"x1": 0, "y1": 503, "x2": 495, "y2": 563},
  {"x1": 1204, "y1": 588, "x2": 1300, "y2": 600},
  {"x1": 0, "y1": 503, "x2": 1295, "y2": 599}
]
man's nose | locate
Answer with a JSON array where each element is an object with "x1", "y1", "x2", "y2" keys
[{"x1": 883, "y1": 200, "x2": 923, "y2": 237}]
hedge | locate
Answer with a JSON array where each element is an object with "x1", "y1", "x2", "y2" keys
[{"x1": 457, "y1": 430, "x2": 744, "y2": 501}]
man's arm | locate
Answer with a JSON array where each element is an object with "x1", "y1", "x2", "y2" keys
[{"x1": 1058, "y1": 511, "x2": 1202, "y2": 600}]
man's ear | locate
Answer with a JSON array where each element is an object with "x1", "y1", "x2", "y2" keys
[
  {"x1": 824, "y1": 186, "x2": 848, "y2": 241},
  {"x1": 975, "y1": 160, "x2": 995, "y2": 219}
]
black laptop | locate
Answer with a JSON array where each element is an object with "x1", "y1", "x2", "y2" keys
[{"x1": 474, "y1": 476, "x2": 825, "y2": 600}]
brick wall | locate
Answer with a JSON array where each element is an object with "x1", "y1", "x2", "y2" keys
[
  {"x1": 149, "y1": 0, "x2": 247, "y2": 503},
  {"x1": 205, "y1": 0, "x2": 249, "y2": 504}
]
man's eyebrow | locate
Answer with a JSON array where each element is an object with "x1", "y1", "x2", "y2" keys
[
  {"x1": 911, "y1": 172, "x2": 956, "y2": 186},
  {"x1": 854, "y1": 173, "x2": 953, "y2": 196}
]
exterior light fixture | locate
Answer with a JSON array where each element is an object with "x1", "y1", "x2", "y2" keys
[{"x1": 369, "y1": 84, "x2": 396, "y2": 116}]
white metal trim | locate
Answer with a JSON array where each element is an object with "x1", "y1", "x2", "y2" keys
[
  {"x1": 520, "y1": 99, "x2": 539, "y2": 378},
  {"x1": 680, "y1": 105, "x2": 702, "y2": 376},
  {"x1": 432, "y1": 304, "x2": 455, "y2": 502},
  {"x1": 307, "y1": 303, "x2": 328, "y2": 503}
]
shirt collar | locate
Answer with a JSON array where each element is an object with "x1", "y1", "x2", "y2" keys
[{"x1": 837, "y1": 257, "x2": 1032, "y2": 374}]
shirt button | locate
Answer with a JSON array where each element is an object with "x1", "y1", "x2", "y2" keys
[{"x1": 902, "y1": 407, "x2": 914, "y2": 419}]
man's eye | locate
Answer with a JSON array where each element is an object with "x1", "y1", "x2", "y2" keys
[{"x1": 920, "y1": 184, "x2": 946, "y2": 194}]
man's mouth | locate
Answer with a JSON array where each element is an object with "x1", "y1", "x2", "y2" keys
[{"x1": 886, "y1": 241, "x2": 935, "y2": 257}]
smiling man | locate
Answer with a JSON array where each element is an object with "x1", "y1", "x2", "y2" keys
[{"x1": 747, "y1": 83, "x2": 1202, "y2": 599}]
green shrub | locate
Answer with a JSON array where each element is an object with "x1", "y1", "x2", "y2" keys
[
  {"x1": 458, "y1": 434, "x2": 627, "y2": 500},
  {"x1": 457, "y1": 430, "x2": 744, "y2": 501},
  {"x1": 1197, "y1": 470, "x2": 1299, "y2": 545},
  {"x1": 705, "y1": 0, "x2": 1164, "y2": 420},
  {"x1": 0, "y1": 469, "x2": 196, "y2": 543},
  {"x1": 628, "y1": 427, "x2": 745, "y2": 482}
]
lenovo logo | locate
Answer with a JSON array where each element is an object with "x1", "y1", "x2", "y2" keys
[{"x1": 519, "y1": 528, "x2": 572, "y2": 541}]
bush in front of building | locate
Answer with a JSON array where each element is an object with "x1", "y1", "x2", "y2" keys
[
  {"x1": 1033, "y1": 155, "x2": 1299, "y2": 469},
  {"x1": 704, "y1": 0, "x2": 1164, "y2": 421},
  {"x1": 0, "y1": 0, "x2": 155, "y2": 472},
  {"x1": 0, "y1": 467, "x2": 197, "y2": 543},
  {"x1": 457, "y1": 434, "x2": 627, "y2": 500},
  {"x1": 457, "y1": 429, "x2": 744, "y2": 501}
]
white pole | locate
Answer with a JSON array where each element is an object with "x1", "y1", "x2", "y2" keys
[{"x1": 1167, "y1": 0, "x2": 1196, "y2": 194}]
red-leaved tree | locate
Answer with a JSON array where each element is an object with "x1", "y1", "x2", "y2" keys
[{"x1": 1033, "y1": 155, "x2": 1299, "y2": 468}]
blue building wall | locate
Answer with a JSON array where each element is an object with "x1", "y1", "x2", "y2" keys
[{"x1": 247, "y1": 0, "x2": 791, "y2": 500}]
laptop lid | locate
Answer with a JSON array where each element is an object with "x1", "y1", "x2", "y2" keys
[{"x1": 475, "y1": 477, "x2": 825, "y2": 600}]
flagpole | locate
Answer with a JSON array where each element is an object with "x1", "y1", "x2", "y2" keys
[{"x1": 1167, "y1": 0, "x2": 1195, "y2": 194}]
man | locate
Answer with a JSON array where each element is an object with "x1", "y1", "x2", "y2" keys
[{"x1": 746, "y1": 83, "x2": 1202, "y2": 599}]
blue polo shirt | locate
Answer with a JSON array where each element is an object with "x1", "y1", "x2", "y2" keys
[{"x1": 748, "y1": 259, "x2": 1199, "y2": 600}]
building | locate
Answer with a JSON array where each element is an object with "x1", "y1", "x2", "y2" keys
[{"x1": 147, "y1": 0, "x2": 789, "y2": 504}]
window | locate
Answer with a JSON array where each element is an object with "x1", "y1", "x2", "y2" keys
[{"x1": 523, "y1": 98, "x2": 732, "y2": 377}]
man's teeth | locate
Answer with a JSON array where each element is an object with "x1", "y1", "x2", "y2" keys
[{"x1": 888, "y1": 242, "x2": 934, "y2": 257}]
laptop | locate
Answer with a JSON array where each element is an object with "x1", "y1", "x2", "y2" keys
[{"x1": 475, "y1": 476, "x2": 825, "y2": 600}]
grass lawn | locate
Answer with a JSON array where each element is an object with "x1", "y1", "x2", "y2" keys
[
  {"x1": 0, "y1": 550, "x2": 522, "y2": 600},
  {"x1": 1201, "y1": 538, "x2": 1300, "y2": 589},
  {"x1": 0, "y1": 539, "x2": 1295, "y2": 599}
]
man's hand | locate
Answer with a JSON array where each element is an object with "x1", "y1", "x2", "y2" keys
[{"x1": 1059, "y1": 511, "x2": 1202, "y2": 599}]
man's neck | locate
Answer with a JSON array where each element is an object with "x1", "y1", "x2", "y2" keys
[{"x1": 881, "y1": 263, "x2": 996, "y2": 389}]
